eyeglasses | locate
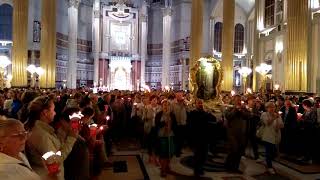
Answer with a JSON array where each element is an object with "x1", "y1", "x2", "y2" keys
[{"x1": 7, "y1": 131, "x2": 30, "y2": 140}]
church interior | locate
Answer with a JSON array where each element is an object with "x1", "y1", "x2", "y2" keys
[{"x1": 1, "y1": 0, "x2": 320, "y2": 180}]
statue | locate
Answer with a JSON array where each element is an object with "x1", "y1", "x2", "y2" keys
[{"x1": 190, "y1": 56, "x2": 223, "y2": 113}]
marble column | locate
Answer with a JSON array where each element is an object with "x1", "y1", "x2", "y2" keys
[
  {"x1": 252, "y1": 0, "x2": 264, "y2": 92},
  {"x1": 285, "y1": 0, "x2": 308, "y2": 92},
  {"x1": 67, "y1": 0, "x2": 80, "y2": 89},
  {"x1": 189, "y1": 0, "x2": 203, "y2": 94},
  {"x1": 93, "y1": 0, "x2": 100, "y2": 86},
  {"x1": 140, "y1": 1, "x2": 148, "y2": 87},
  {"x1": 181, "y1": 58, "x2": 186, "y2": 90},
  {"x1": 312, "y1": 13, "x2": 320, "y2": 94},
  {"x1": 161, "y1": 7, "x2": 172, "y2": 89},
  {"x1": 221, "y1": 0, "x2": 235, "y2": 92},
  {"x1": 11, "y1": 0, "x2": 28, "y2": 87},
  {"x1": 40, "y1": 0, "x2": 56, "y2": 88}
]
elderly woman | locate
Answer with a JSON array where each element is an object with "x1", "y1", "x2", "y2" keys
[
  {"x1": 0, "y1": 117, "x2": 40, "y2": 180},
  {"x1": 260, "y1": 102, "x2": 284, "y2": 174},
  {"x1": 26, "y1": 96, "x2": 77, "y2": 180}
]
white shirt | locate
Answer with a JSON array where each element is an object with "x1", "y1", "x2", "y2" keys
[{"x1": 0, "y1": 152, "x2": 40, "y2": 180}]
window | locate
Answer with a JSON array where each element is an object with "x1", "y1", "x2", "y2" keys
[
  {"x1": 214, "y1": 22, "x2": 223, "y2": 52},
  {"x1": 265, "y1": 0, "x2": 275, "y2": 27},
  {"x1": 235, "y1": 70, "x2": 241, "y2": 86},
  {"x1": 0, "y1": 4, "x2": 13, "y2": 40},
  {"x1": 234, "y1": 24, "x2": 244, "y2": 53}
]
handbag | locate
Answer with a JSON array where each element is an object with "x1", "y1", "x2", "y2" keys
[
  {"x1": 144, "y1": 122, "x2": 152, "y2": 134},
  {"x1": 256, "y1": 124, "x2": 265, "y2": 139}
]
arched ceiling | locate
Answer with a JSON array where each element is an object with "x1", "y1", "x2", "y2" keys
[{"x1": 236, "y1": 0, "x2": 255, "y2": 14}]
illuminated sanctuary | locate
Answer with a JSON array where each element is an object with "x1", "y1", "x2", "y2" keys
[
  {"x1": 2, "y1": 1, "x2": 320, "y2": 180},
  {"x1": 0, "y1": 0, "x2": 320, "y2": 93}
]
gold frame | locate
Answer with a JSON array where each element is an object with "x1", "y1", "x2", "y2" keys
[{"x1": 190, "y1": 56, "x2": 223, "y2": 102}]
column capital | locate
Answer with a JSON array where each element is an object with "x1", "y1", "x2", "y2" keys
[
  {"x1": 140, "y1": 14, "x2": 147, "y2": 22},
  {"x1": 68, "y1": 0, "x2": 81, "y2": 8},
  {"x1": 94, "y1": 9, "x2": 100, "y2": 18},
  {"x1": 162, "y1": 7, "x2": 172, "y2": 17},
  {"x1": 313, "y1": 12, "x2": 320, "y2": 21}
]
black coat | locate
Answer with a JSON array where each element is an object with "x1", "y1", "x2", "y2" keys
[
  {"x1": 155, "y1": 111, "x2": 177, "y2": 135},
  {"x1": 247, "y1": 108, "x2": 261, "y2": 136},
  {"x1": 189, "y1": 109, "x2": 216, "y2": 146},
  {"x1": 280, "y1": 106, "x2": 297, "y2": 129},
  {"x1": 64, "y1": 137, "x2": 90, "y2": 180}
]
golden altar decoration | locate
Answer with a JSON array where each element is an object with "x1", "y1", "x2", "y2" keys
[{"x1": 190, "y1": 56, "x2": 223, "y2": 112}]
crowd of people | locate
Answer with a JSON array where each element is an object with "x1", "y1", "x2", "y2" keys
[{"x1": 0, "y1": 87, "x2": 319, "y2": 179}]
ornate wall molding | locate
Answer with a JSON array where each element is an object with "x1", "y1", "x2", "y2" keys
[
  {"x1": 68, "y1": 0, "x2": 80, "y2": 8},
  {"x1": 162, "y1": 7, "x2": 172, "y2": 16}
]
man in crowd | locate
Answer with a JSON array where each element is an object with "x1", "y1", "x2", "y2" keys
[
  {"x1": 189, "y1": 99, "x2": 216, "y2": 176},
  {"x1": 224, "y1": 95, "x2": 250, "y2": 173},
  {"x1": 246, "y1": 96, "x2": 260, "y2": 160},
  {"x1": 171, "y1": 91, "x2": 188, "y2": 157}
]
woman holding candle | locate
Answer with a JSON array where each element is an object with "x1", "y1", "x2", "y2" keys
[
  {"x1": 0, "y1": 117, "x2": 40, "y2": 180},
  {"x1": 80, "y1": 107, "x2": 105, "y2": 178},
  {"x1": 155, "y1": 99, "x2": 177, "y2": 177},
  {"x1": 143, "y1": 95, "x2": 161, "y2": 164},
  {"x1": 61, "y1": 107, "x2": 90, "y2": 180},
  {"x1": 260, "y1": 102, "x2": 284, "y2": 174},
  {"x1": 26, "y1": 96, "x2": 77, "y2": 180},
  {"x1": 298, "y1": 99, "x2": 317, "y2": 164}
]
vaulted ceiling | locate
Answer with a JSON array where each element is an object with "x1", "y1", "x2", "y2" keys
[{"x1": 236, "y1": 0, "x2": 255, "y2": 13}]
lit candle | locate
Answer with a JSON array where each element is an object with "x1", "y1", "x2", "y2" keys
[
  {"x1": 42, "y1": 151, "x2": 61, "y2": 175},
  {"x1": 231, "y1": 90, "x2": 236, "y2": 96},
  {"x1": 69, "y1": 112, "x2": 83, "y2": 130},
  {"x1": 89, "y1": 124, "x2": 98, "y2": 137}
]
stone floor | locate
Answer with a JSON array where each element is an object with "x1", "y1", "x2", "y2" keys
[
  {"x1": 99, "y1": 142, "x2": 320, "y2": 180},
  {"x1": 144, "y1": 150, "x2": 320, "y2": 180}
]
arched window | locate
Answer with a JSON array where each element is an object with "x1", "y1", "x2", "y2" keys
[
  {"x1": 214, "y1": 22, "x2": 223, "y2": 52},
  {"x1": 234, "y1": 24, "x2": 244, "y2": 54},
  {"x1": 265, "y1": 0, "x2": 275, "y2": 27},
  {"x1": 0, "y1": 4, "x2": 13, "y2": 40}
]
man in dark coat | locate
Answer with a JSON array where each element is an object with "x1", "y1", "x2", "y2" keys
[
  {"x1": 246, "y1": 96, "x2": 261, "y2": 160},
  {"x1": 279, "y1": 99, "x2": 298, "y2": 154},
  {"x1": 224, "y1": 95, "x2": 250, "y2": 173},
  {"x1": 189, "y1": 99, "x2": 216, "y2": 176}
]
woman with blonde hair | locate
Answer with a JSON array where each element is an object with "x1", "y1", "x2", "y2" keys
[
  {"x1": 259, "y1": 102, "x2": 284, "y2": 174},
  {"x1": 0, "y1": 117, "x2": 40, "y2": 180},
  {"x1": 26, "y1": 96, "x2": 77, "y2": 180}
]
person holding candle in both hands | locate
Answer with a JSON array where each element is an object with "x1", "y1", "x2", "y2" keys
[
  {"x1": 259, "y1": 102, "x2": 284, "y2": 174},
  {"x1": 154, "y1": 99, "x2": 177, "y2": 177},
  {"x1": 80, "y1": 107, "x2": 107, "y2": 179},
  {"x1": 297, "y1": 99, "x2": 317, "y2": 164},
  {"x1": 25, "y1": 96, "x2": 78, "y2": 180},
  {"x1": 60, "y1": 107, "x2": 90, "y2": 180}
]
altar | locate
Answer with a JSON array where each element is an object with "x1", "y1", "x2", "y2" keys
[
  {"x1": 97, "y1": 1, "x2": 143, "y2": 90},
  {"x1": 109, "y1": 56, "x2": 132, "y2": 90}
]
